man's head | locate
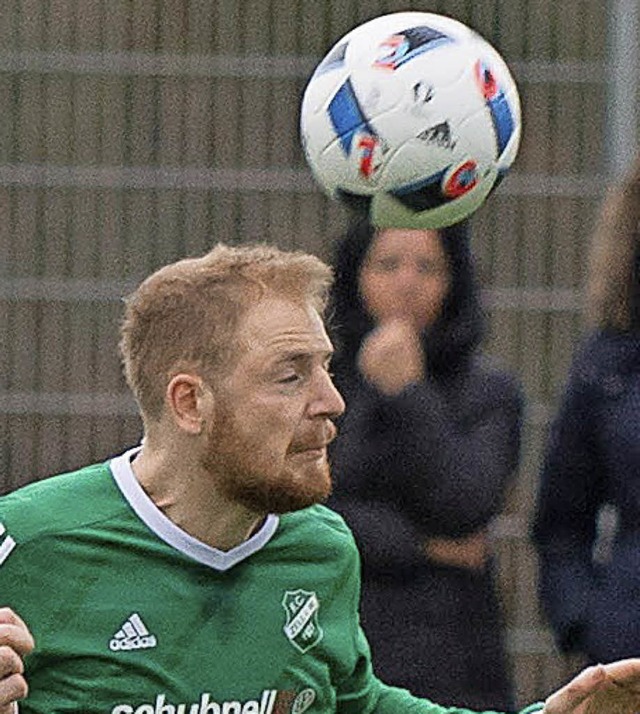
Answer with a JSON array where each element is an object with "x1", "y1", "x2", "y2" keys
[
  {"x1": 120, "y1": 243, "x2": 345, "y2": 513},
  {"x1": 120, "y1": 243, "x2": 332, "y2": 422}
]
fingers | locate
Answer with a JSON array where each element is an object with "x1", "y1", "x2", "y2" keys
[
  {"x1": 543, "y1": 664, "x2": 607, "y2": 713},
  {"x1": 0, "y1": 646, "x2": 24, "y2": 680},
  {"x1": 604, "y1": 658, "x2": 640, "y2": 693},
  {"x1": 0, "y1": 610, "x2": 34, "y2": 658},
  {"x1": 0, "y1": 608, "x2": 33, "y2": 714},
  {"x1": 0, "y1": 671, "x2": 27, "y2": 709},
  {"x1": 543, "y1": 661, "x2": 640, "y2": 714}
]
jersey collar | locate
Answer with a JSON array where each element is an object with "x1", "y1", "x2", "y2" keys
[{"x1": 109, "y1": 446, "x2": 280, "y2": 571}]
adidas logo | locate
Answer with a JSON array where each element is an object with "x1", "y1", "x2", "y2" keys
[{"x1": 109, "y1": 613, "x2": 157, "y2": 652}]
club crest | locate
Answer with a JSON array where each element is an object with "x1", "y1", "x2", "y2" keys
[{"x1": 282, "y1": 589, "x2": 323, "y2": 653}]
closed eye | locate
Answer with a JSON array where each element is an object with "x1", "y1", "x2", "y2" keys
[
  {"x1": 278, "y1": 373, "x2": 301, "y2": 384},
  {"x1": 416, "y1": 259, "x2": 446, "y2": 276},
  {"x1": 375, "y1": 257, "x2": 399, "y2": 272}
]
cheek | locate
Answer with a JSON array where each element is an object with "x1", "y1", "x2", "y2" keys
[
  {"x1": 244, "y1": 403, "x2": 301, "y2": 451},
  {"x1": 360, "y1": 276, "x2": 395, "y2": 318},
  {"x1": 361, "y1": 277, "x2": 448, "y2": 322},
  {"x1": 409, "y1": 284, "x2": 449, "y2": 329},
  {"x1": 421, "y1": 283, "x2": 448, "y2": 314}
]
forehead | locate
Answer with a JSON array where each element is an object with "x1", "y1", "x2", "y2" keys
[
  {"x1": 236, "y1": 296, "x2": 333, "y2": 361},
  {"x1": 369, "y1": 228, "x2": 443, "y2": 256}
]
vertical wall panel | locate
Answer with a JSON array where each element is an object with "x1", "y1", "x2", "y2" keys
[
  {"x1": 212, "y1": 77, "x2": 242, "y2": 168},
  {"x1": 209, "y1": 190, "x2": 240, "y2": 245},
  {"x1": 127, "y1": 77, "x2": 158, "y2": 165},
  {"x1": 157, "y1": 0, "x2": 188, "y2": 53},
  {"x1": 239, "y1": 78, "x2": 270, "y2": 168},
  {"x1": 183, "y1": 79, "x2": 214, "y2": 167},
  {"x1": 268, "y1": 79, "x2": 303, "y2": 168},
  {"x1": 103, "y1": 1, "x2": 131, "y2": 51},
  {"x1": 93, "y1": 302, "x2": 128, "y2": 393},
  {"x1": 186, "y1": 2, "x2": 215, "y2": 54},
  {"x1": 213, "y1": 0, "x2": 242, "y2": 53},
  {"x1": 158, "y1": 78, "x2": 186, "y2": 165},
  {"x1": 44, "y1": 76, "x2": 75, "y2": 163},
  {"x1": 0, "y1": 301, "x2": 8, "y2": 393},
  {"x1": 15, "y1": 0, "x2": 47, "y2": 50},
  {"x1": 71, "y1": 189, "x2": 100, "y2": 277},
  {"x1": 0, "y1": 77, "x2": 15, "y2": 162},
  {"x1": 74, "y1": 0, "x2": 104, "y2": 51},
  {"x1": 129, "y1": 0, "x2": 157, "y2": 51},
  {"x1": 74, "y1": 77, "x2": 103, "y2": 164},
  {"x1": 67, "y1": 302, "x2": 99, "y2": 393},
  {"x1": 241, "y1": 1, "x2": 271, "y2": 54},
  {"x1": 96, "y1": 191, "x2": 126, "y2": 278},
  {"x1": 15, "y1": 76, "x2": 45, "y2": 162},
  {"x1": 100, "y1": 77, "x2": 128, "y2": 165},
  {"x1": 11, "y1": 189, "x2": 40, "y2": 275}
]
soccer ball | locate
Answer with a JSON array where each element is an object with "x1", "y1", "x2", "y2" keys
[{"x1": 300, "y1": 12, "x2": 522, "y2": 229}]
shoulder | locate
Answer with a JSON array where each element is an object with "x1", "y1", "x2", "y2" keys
[
  {"x1": 472, "y1": 354, "x2": 522, "y2": 387},
  {"x1": 463, "y1": 355, "x2": 524, "y2": 407},
  {"x1": 278, "y1": 504, "x2": 356, "y2": 545},
  {"x1": 275, "y1": 505, "x2": 359, "y2": 563},
  {"x1": 578, "y1": 330, "x2": 640, "y2": 368},
  {"x1": 567, "y1": 331, "x2": 640, "y2": 392},
  {"x1": 0, "y1": 461, "x2": 122, "y2": 543}
]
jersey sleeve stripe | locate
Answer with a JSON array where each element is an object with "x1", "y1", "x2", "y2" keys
[{"x1": 0, "y1": 534, "x2": 16, "y2": 565}]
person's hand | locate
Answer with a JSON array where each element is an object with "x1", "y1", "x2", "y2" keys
[
  {"x1": 0, "y1": 608, "x2": 34, "y2": 714},
  {"x1": 357, "y1": 319, "x2": 424, "y2": 395},
  {"x1": 422, "y1": 530, "x2": 490, "y2": 570},
  {"x1": 543, "y1": 659, "x2": 640, "y2": 713}
]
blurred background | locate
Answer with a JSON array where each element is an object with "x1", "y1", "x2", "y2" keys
[{"x1": 0, "y1": 0, "x2": 636, "y2": 706}]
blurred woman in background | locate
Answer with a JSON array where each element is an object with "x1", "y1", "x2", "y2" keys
[
  {"x1": 328, "y1": 217, "x2": 523, "y2": 710},
  {"x1": 532, "y1": 156, "x2": 640, "y2": 664}
]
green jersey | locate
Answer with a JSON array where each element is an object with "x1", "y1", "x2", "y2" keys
[{"x1": 0, "y1": 447, "x2": 542, "y2": 714}]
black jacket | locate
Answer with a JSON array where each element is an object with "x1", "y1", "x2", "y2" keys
[
  {"x1": 328, "y1": 358, "x2": 522, "y2": 710},
  {"x1": 532, "y1": 330, "x2": 640, "y2": 663}
]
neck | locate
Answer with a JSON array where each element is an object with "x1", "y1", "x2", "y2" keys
[{"x1": 131, "y1": 441, "x2": 264, "y2": 552}]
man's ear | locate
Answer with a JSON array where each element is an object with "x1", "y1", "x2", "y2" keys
[{"x1": 165, "y1": 374, "x2": 213, "y2": 435}]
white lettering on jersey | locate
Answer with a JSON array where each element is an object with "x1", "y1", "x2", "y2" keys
[
  {"x1": 0, "y1": 522, "x2": 16, "y2": 566},
  {"x1": 111, "y1": 690, "x2": 278, "y2": 714}
]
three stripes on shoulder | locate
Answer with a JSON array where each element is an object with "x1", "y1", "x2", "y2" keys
[{"x1": 0, "y1": 522, "x2": 16, "y2": 566}]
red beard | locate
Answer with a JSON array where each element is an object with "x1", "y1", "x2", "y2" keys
[{"x1": 200, "y1": 415, "x2": 334, "y2": 514}]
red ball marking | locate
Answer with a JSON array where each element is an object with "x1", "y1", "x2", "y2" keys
[
  {"x1": 444, "y1": 161, "x2": 479, "y2": 198},
  {"x1": 475, "y1": 60, "x2": 499, "y2": 100}
]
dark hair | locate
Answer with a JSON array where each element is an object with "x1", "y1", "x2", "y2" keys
[{"x1": 328, "y1": 216, "x2": 486, "y2": 381}]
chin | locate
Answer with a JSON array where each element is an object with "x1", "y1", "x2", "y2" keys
[
  {"x1": 232, "y1": 464, "x2": 332, "y2": 515},
  {"x1": 268, "y1": 483, "x2": 332, "y2": 514}
]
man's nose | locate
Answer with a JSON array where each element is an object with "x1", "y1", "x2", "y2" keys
[{"x1": 309, "y1": 370, "x2": 345, "y2": 419}]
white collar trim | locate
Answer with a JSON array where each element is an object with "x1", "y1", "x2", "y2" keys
[{"x1": 109, "y1": 446, "x2": 279, "y2": 571}]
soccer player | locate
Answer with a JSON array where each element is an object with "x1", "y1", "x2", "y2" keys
[{"x1": 1, "y1": 243, "x2": 640, "y2": 714}]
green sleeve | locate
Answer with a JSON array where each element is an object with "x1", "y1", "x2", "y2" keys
[{"x1": 374, "y1": 686, "x2": 545, "y2": 714}]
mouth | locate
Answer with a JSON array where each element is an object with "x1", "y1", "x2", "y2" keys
[
  {"x1": 289, "y1": 424, "x2": 337, "y2": 457},
  {"x1": 289, "y1": 444, "x2": 328, "y2": 459}
]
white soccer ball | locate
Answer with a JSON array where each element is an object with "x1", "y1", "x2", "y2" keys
[{"x1": 300, "y1": 12, "x2": 522, "y2": 229}]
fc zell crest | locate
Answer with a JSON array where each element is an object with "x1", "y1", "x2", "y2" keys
[{"x1": 282, "y1": 589, "x2": 323, "y2": 653}]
